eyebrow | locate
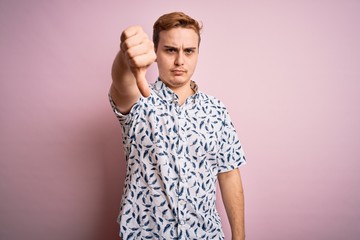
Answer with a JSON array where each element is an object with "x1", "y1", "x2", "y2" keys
[{"x1": 163, "y1": 45, "x2": 197, "y2": 51}]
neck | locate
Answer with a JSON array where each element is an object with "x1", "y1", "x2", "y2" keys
[{"x1": 170, "y1": 82, "x2": 195, "y2": 105}]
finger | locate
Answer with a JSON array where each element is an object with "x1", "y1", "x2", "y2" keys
[
  {"x1": 126, "y1": 40, "x2": 153, "y2": 59},
  {"x1": 127, "y1": 51, "x2": 156, "y2": 68},
  {"x1": 121, "y1": 34, "x2": 148, "y2": 52},
  {"x1": 121, "y1": 26, "x2": 148, "y2": 52},
  {"x1": 120, "y1": 25, "x2": 142, "y2": 43},
  {"x1": 134, "y1": 68, "x2": 151, "y2": 98}
]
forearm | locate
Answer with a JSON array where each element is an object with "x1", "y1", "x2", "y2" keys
[
  {"x1": 111, "y1": 50, "x2": 136, "y2": 89},
  {"x1": 218, "y1": 169, "x2": 245, "y2": 240},
  {"x1": 110, "y1": 25, "x2": 156, "y2": 112},
  {"x1": 110, "y1": 50, "x2": 140, "y2": 113}
]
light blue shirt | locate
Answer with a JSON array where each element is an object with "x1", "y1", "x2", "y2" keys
[{"x1": 109, "y1": 79, "x2": 246, "y2": 239}]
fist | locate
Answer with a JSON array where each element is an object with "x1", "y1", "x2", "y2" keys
[{"x1": 121, "y1": 26, "x2": 156, "y2": 97}]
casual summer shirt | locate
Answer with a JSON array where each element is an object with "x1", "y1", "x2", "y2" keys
[{"x1": 109, "y1": 79, "x2": 246, "y2": 240}]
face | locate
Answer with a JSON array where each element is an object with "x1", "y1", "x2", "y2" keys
[{"x1": 155, "y1": 27, "x2": 199, "y2": 90}]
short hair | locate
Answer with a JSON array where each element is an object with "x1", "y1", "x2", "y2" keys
[{"x1": 153, "y1": 12, "x2": 202, "y2": 51}]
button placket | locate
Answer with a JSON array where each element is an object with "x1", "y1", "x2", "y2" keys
[{"x1": 177, "y1": 110, "x2": 189, "y2": 230}]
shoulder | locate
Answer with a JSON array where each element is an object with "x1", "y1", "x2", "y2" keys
[{"x1": 198, "y1": 91, "x2": 227, "y2": 110}]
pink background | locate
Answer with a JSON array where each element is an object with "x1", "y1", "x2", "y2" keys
[{"x1": 1, "y1": 1, "x2": 359, "y2": 239}]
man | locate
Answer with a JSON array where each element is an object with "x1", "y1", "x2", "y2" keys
[{"x1": 109, "y1": 12, "x2": 246, "y2": 240}]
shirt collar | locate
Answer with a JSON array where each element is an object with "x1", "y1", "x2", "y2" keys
[{"x1": 153, "y1": 78, "x2": 200, "y2": 104}]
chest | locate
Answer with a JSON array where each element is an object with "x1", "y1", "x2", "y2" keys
[{"x1": 130, "y1": 101, "x2": 224, "y2": 157}]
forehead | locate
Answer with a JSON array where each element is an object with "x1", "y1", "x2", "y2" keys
[{"x1": 158, "y1": 27, "x2": 199, "y2": 47}]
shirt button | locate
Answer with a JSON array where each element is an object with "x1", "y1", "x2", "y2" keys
[
  {"x1": 181, "y1": 176, "x2": 187, "y2": 183},
  {"x1": 179, "y1": 199, "x2": 186, "y2": 206},
  {"x1": 180, "y1": 220, "x2": 186, "y2": 225}
]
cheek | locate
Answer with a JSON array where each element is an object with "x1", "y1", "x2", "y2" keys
[
  {"x1": 156, "y1": 61, "x2": 170, "y2": 76},
  {"x1": 156, "y1": 57, "x2": 164, "y2": 68},
  {"x1": 157, "y1": 56, "x2": 171, "y2": 67},
  {"x1": 189, "y1": 59, "x2": 198, "y2": 71}
]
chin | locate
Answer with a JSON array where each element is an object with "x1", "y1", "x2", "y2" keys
[
  {"x1": 160, "y1": 74, "x2": 191, "y2": 87},
  {"x1": 170, "y1": 78, "x2": 190, "y2": 86}
]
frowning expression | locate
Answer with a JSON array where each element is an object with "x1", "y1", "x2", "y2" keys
[{"x1": 156, "y1": 27, "x2": 199, "y2": 90}]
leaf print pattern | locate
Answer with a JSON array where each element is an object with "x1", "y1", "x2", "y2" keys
[{"x1": 109, "y1": 79, "x2": 246, "y2": 239}]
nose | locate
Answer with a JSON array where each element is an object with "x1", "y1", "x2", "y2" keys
[{"x1": 174, "y1": 52, "x2": 184, "y2": 66}]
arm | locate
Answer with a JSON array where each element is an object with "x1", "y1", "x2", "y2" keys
[
  {"x1": 218, "y1": 168, "x2": 245, "y2": 240},
  {"x1": 110, "y1": 26, "x2": 156, "y2": 114}
]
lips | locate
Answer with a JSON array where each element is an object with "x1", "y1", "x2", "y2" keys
[{"x1": 171, "y1": 69, "x2": 186, "y2": 75}]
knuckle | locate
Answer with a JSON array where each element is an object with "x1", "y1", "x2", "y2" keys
[
  {"x1": 129, "y1": 56, "x2": 141, "y2": 67},
  {"x1": 121, "y1": 41, "x2": 130, "y2": 50},
  {"x1": 128, "y1": 57, "x2": 137, "y2": 67},
  {"x1": 152, "y1": 52, "x2": 157, "y2": 60},
  {"x1": 134, "y1": 25, "x2": 143, "y2": 31},
  {"x1": 126, "y1": 49, "x2": 136, "y2": 59},
  {"x1": 148, "y1": 40, "x2": 154, "y2": 48},
  {"x1": 121, "y1": 29, "x2": 131, "y2": 40}
]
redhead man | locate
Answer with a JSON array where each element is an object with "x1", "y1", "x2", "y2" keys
[{"x1": 109, "y1": 12, "x2": 246, "y2": 240}]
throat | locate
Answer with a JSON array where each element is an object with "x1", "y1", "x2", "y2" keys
[{"x1": 172, "y1": 85, "x2": 195, "y2": 105}]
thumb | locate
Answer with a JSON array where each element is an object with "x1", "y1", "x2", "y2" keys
[{"x1": 134, "y1": 68, "x2": 151, "y2": 98}]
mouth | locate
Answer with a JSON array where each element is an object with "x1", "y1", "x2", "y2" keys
[{"x1": 171, "y1": 69, "x2": 186, "y2": 75}]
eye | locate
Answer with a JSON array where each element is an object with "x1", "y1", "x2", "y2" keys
[
  {"x1": 165, "y1": 48, "x2": 177, "y2": 53},
  {"x1": 185, "y1": 49, "x2": 195, "y2": 55}
]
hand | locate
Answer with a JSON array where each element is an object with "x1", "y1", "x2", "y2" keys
[{"x1": 120, "y1": 26, "x2": 156, "y2": 97}]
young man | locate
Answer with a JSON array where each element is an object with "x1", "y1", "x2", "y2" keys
[{"x1": 109, "y1": 12, "x2": 246, "y2": 240}]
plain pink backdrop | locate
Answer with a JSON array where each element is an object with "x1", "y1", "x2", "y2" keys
[{"x1": 1, "y1": 1, "x2": 359, "y2": 239}]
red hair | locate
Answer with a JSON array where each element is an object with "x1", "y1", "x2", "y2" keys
[{"x1": 153, "y1": 12, "x2": 202, "y2": 51}]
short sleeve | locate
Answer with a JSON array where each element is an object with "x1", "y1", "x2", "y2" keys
[
  {"x1": 108, "y1": 92, "x2": 139, "y2": 125},
  {"x1": 217, "y1": 107, "x2": 246, "y2": 173}
]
